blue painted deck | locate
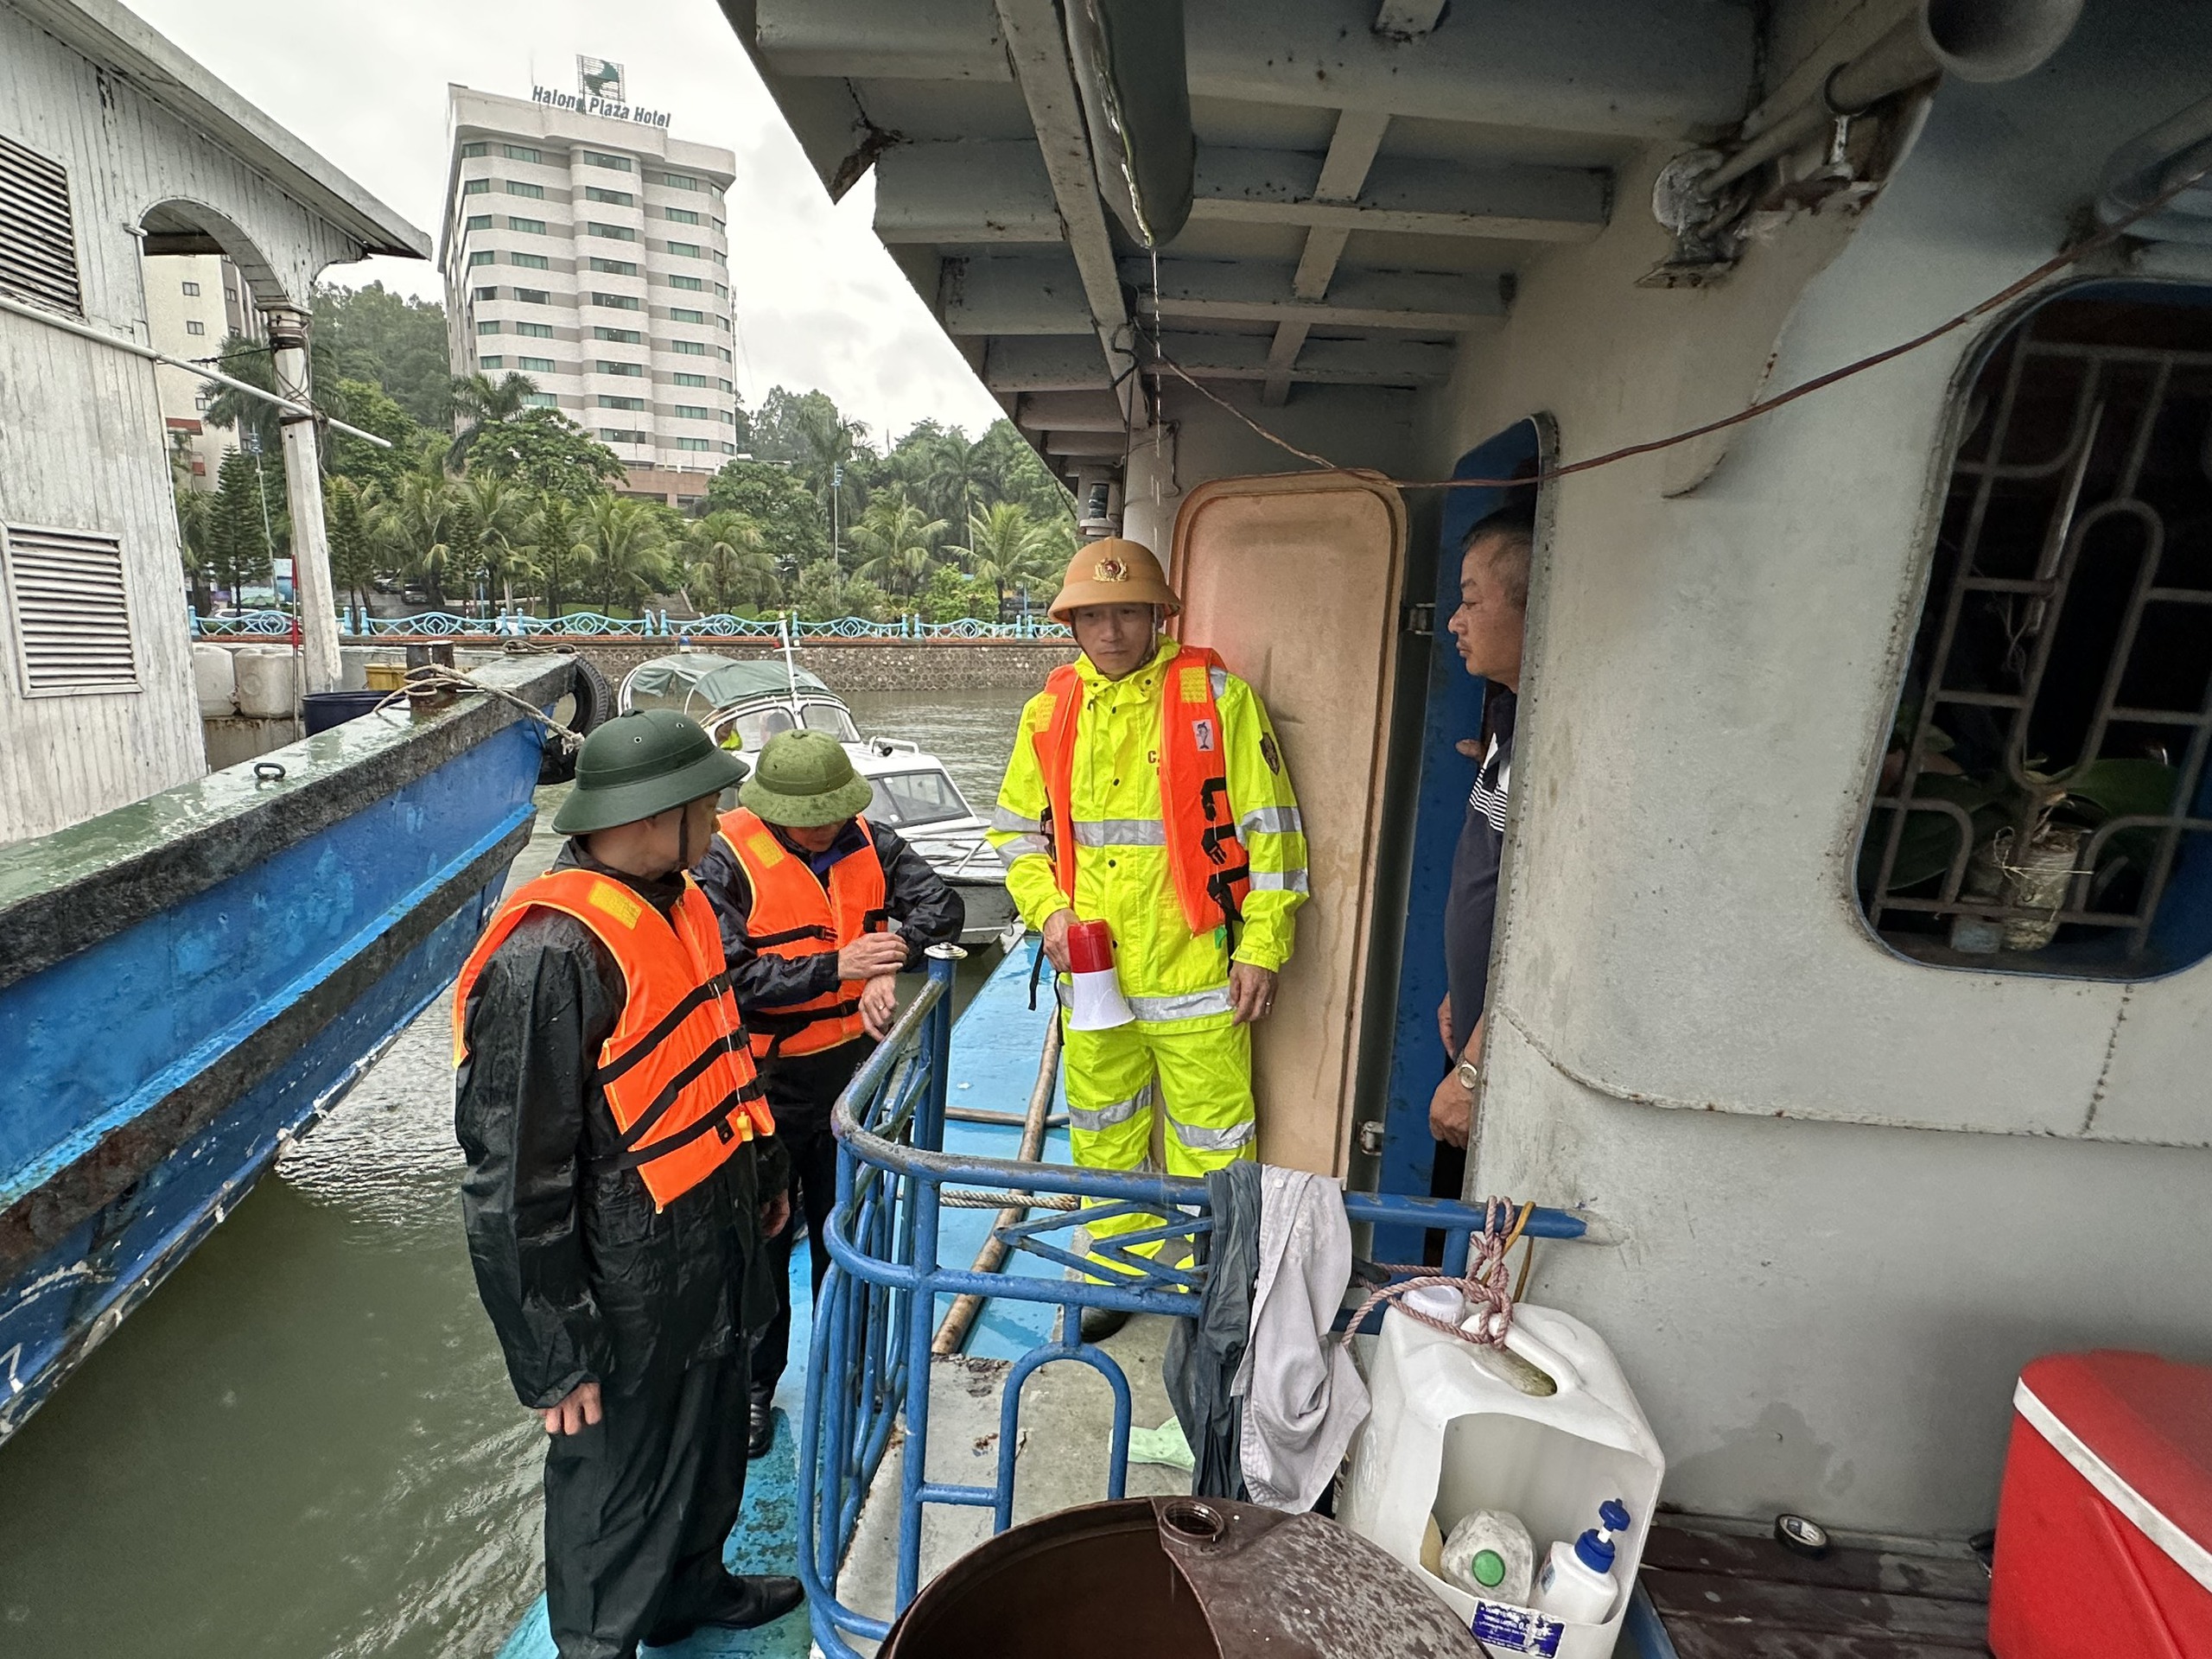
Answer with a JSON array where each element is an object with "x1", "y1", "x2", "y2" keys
[{"x1": 497, "y1": 942, "x2": 1062, "y2": 1656}]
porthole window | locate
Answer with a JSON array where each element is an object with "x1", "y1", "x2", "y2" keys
[{"x1": 1859, "y1": 285, "x2": 2212, "y2": 977}]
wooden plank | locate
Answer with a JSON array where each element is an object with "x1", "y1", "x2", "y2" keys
[
  {"x1": 1662, "y1": 1623, "x2": 1989, "y2": 1659},
  {"x1": 1644, "y1": 1570, "x2": 1992, "y2": 1645},
  {"x1": 1642, "y1": 1526, "x2": 1991, "y2": 1604}
]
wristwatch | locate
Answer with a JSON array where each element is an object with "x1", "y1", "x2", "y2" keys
[{"x1": 1454, "y1": 1058, "x2": 1481, "y2": 1091}]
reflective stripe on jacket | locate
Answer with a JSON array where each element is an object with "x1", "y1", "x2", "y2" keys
[
  {"x1": 988, "y1": 638, "x2": 1307, "y2": 1020},
  {"x1": 454, "y1": 868, "x2": 770, "y2": 1211},
  {"x1": 717, "y1": 807, "x2": 889, "y2": 1059}
]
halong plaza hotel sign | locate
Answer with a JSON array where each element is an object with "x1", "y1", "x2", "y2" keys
[{"x1": 531, "y1": 56, "x2": 672, "y2": 129}]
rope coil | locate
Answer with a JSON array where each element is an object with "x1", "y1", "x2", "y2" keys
[
  {"x1": 367, "y1": 664, "x2": 587, "y2": 753},
  {"x1": 1341, "y1": 1198, "x2": 1533, "y2": 1350}
]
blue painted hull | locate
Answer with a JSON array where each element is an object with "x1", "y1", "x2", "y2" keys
[{"x1": 0, "y1": 660, "x2": 564, "y2": 1444}]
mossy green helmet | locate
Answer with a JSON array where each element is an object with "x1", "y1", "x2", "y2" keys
[
  {"x1": 739, "y1": 729, "x2": 874, "y2": 828},
  {"x1": 550, "y1": 709, "x2": 749, "y2": 836}
]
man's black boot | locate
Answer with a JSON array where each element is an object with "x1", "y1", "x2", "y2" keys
[
  {"x1": 647, "y1": 1573, "x2": 804, "y2": 1644},
  {"x1": 747, "y1": 1387, "x2": 776, "y2": 1459}
]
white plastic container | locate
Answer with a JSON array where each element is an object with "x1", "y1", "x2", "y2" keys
[
  {"x1": 1339, "y1": 1301, "x2": 1664, "y2": 1659},
  {"x1": 192, "y1": 644, "x2": 237, "y2": 716},
  {"x1": 232, "y1": 646, "x2": 296, "y2": 719},
  {"x1": 1530, "y1": 1498, "x2": 1630, "y2": 1624}
]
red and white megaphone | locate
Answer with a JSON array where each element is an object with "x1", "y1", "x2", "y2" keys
[{"x1": 1065, "y1": 918, "x2": 1135, "y2": 1031}]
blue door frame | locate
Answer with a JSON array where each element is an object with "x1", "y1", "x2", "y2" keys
[{"x1": 1370, "y1": 421, "x2": 1541, "y2": 1264}]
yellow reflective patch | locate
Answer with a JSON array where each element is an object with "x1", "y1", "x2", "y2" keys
[
  {"x1": 1033, "y1": 693, "x2": 1057, "y2": 727},
  {"x1": 1179, "y1": 667, "x2": 1209, "y2": 703},
  {"x1": 588, "y1": 879, "x2": 644, "y2": 930},
  {"x1": 746, "y1": 831, "x2": 784, "y2": 865}
]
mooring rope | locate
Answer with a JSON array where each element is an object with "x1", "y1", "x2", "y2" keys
[{"x1": 1340, "y1": 1197, "x2": 1533, "y2": 1350}]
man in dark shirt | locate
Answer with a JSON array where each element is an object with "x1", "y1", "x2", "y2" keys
[
  {"x1": 696, "y1": 730, "x2": 965, "y2": 1455},
  {"x1": 455, "y1": 710, "x2": 802, "y2": 1658},
  {"x1": 1430, "y1": 510, "x2": 1534, "y2": 1200}
]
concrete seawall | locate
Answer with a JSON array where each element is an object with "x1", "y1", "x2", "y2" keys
[{"x1": 566, "y1": 638, "x2": 1077, "y2": 691}]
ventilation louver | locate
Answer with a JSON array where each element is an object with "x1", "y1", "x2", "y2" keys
[
  {"x1": 3, "y1": 525, "x2": 137, "y2": 695},
  {"x1": 0, "y1": 132, "x2": 83, "y2": 315}
]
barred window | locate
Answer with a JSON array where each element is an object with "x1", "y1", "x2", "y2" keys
[{"x1": 1859, "y1": 286, "x2": 2212, "y2": 976}]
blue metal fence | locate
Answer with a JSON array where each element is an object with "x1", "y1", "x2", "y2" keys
[
  {"x1": 802, "y1": 950, "x2": 1605, "y2": 1656},
  {"x1": 188, "y1": 607, "x2": 1072, "y2": 641}
]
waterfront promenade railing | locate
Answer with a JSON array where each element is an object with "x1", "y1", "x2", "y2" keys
[
  {"x1": 804, "y1": 948, "x2": 1609, "y2": 1658},
  {"x1": 187, "y1": 607, "x2": 1073, "y2": 641}
]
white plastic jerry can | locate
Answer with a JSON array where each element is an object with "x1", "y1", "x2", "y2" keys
[{"x1": 1338, "y1": 1295, "x2": 1664, "y2": 1659}]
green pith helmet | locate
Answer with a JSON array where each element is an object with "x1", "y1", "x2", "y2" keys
[
  {"x1": 550, "y1": 709, "x2": 750, "y2": 836},
  {"x1": 740, "y1": 729, "x2": 874, "y2": 829}
]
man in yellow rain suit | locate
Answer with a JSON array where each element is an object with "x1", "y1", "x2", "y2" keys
[{"x1": 988, "y1": 538, "x2": 1307, "y2": 1341}]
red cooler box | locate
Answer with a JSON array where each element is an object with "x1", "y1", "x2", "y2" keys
[{"x1": 1990, "y1": 1350, "x2": 2212, "y2": 1657}]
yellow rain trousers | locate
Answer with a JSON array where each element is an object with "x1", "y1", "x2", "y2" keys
[{"x1": 988, "y1": 640, "x2": 1308, "y2": 1273}]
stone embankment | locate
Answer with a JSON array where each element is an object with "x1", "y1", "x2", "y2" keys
[{"x1": 564, "y1": 637, "x2": 1075, "y2": 692}]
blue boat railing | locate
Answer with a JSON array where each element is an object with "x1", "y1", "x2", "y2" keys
[
  {"x1": 188, "y1": 607, "x2": 1073, "y2": 641},
  {"x1": 801, "y1": 948, "x2": 1606, "y2": 1658}
]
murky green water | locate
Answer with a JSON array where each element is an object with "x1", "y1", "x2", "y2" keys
[{"x1": 0, "y1": 687, "x2": 1027, "y2": 1659}]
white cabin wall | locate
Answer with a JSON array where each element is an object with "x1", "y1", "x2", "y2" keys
[
  {"x1": 0, "y1": 10, "x2": 363, "y2": 843},
  {"x1": 1420, "y1": 3, "x2": 2212, "y2": 1534}
]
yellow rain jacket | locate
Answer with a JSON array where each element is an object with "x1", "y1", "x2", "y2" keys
[{"x1": 990, "y1": 640, "x2": 1308, "y2": 1024}]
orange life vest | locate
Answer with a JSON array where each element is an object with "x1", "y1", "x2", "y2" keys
[
  {"x1": 718, "y1": 808, "x2": 891, "y2": 1060},
  {"x1": 453, "y1": 868, "x2": 771, "y2": 1211},
  {"x1": 1033, "y1": 644, "x2": 1253, "y2": 936}
]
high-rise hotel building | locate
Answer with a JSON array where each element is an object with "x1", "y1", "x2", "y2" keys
[{"x1": 438, "y1": 85, "x2": 741, "y2": 486}]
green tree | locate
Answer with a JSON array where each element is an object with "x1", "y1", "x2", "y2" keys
[
  {"x1": 199, "y1": 336, "x2": 285, "y2": 457},
  {"x1": 324, "y1": 377, "x2": 421, "y2": 491},
  {"x1": 448, "y1": 371, "x2": 541, "y2": 471},
  {"x1": 921, "y1": 563, "x2": 994, "y2": 622},
  {"x1": 312, "y1": 281, "x2": 454, "y2": 427},
  {"x1": 207, "y1": 448, "x2": 276, "y2": 601},
  {"x1": 582, "y1": 496, "x2": 672, "y2": 614},
  {"x1": 702, "y1": 459, "x2": 830, "y2": 572},
  {"x1": 458, "y1": 474, "x2": 532, "y2": 609},
  {"x1": 325, "y1": 475, "x2": 377, "y2": 620},
  {"x1": 372, "y1": 437, "x2": 468, "y2": 609},
  {"x1": 963, "y1": 499, "x2": 1067, "y2": 616},
  {"x1": 172, "y1": 432, "x2": 216, "y2": 616},
  {"x1": 471, "y1": 409, "x2": 625, "y2": 502},
  {"x1": 976, "y1": 418, "x2": 1077, "y2": 525},
  {"x1": 527, "y1": 495, "x2": 592, "y2": 619},
  {"x1": 849, "y1": 486, "x2": 947, "y2": 601},
  {"x1": 683, "y1": 512, "x2": 779, "y2": 613}
]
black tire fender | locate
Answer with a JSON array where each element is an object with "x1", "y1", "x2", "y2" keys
[{"x1": 537, "y1": 655, "x2": 612, "y2": 785}]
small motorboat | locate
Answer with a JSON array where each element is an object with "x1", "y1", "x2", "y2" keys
[{"x1": 619, "y1": 652, "x2": 1020, "y2": 947}]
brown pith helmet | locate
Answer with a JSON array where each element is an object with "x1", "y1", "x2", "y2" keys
[{"x1": 1046, "y1": 537, "x2": 1182, "y2": 622}]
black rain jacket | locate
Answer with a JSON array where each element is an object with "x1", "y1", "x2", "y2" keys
[{"x1": 455, "y1": 843, "x2": 782, "y2": 1409}]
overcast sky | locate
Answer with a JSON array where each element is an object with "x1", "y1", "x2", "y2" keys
[{"x1": 126, "y1": 0, "x2": 1007, "y2": 448}]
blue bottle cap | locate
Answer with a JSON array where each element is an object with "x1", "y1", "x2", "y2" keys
[
  {"x1": 1599, "y1": 1499, "x2": 1631, "y2": 1534},
  {"x1": 1574, "y1": 1527, "x2": 1615, "y2": 1573}
]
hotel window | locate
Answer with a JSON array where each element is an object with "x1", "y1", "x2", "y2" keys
[
  {"x1": 586, "y1": 186, "x2": 632, "y2": 206},
  {"x1": 711, "y1": 249, "x2": 728, "y2": 266},
  {"x1": 476, "y1": 320, "x2": 503, "y2": 335},
  {"x1": 525, "y1": 392, "x2": 557, "y2": 409},
  {"x1": 675, "y1": 436, "x2": 712, "y2": 452},
  {"x1": 598, "y1": 394, "x2": 645, "y2": 410},
  {"x1": 718, "y1": 346, "x2": 734, "y2": 362},
  {"x1": 665, "y1": 241, "x2": 701, "y2": 258},
  {"x1": 516, "y1": 321, "x2": 556, "y2": 337},
  {"x1": 600, "y1": 429, "x2": 646, "y2": 443},
  {"x1": 670, "y1": 307, "x2": 705, "y2": 324},
  {"x1": 661, "y1": 172, "x2": 701, "y2": 190},
  {"x1": 593, "y1": 292, "x2": 641, "y2": 310},
  {"x1": 718, "y1": 378, "x2": 734, "y2": 394},
  {"x1": 721, "y1": 441, "x2": 738, "y2": 454},
  {"x1": 673, "y1": 404, "x2": 711, "y2": 421},
  {"x1": 721, "y1": 410, "x2": 737, "y2": 423},
  {"x1": 590, "y1": 257, "x2": 638, "y2": 276},
  {"x1": 664, "y1": 207, "x2": 701, "y2": 225},
  {"x1": 668, "y1": 274, "x2": 704, "y2": 291},
  {"x1": 671, "y1": 340, "x2": 707, "y2": 356},
  {"x1": 584, "y1": 150, "x2": 633, "y2": 171},
  {"x1": 715, "y1": 283, "x2": 729, "y2": 300},
  {"x1": 506, "y1": 180, "x2": 546, "y2": 199},
  {"x1": 712, "y1": 219, "x2": 726, "y2": 235},
  {"x1": 672, "y1": 372, "x2": 708, "y2": 387},
  {"x1": 1859, "y1": 285, "x2": 2212, "y2": 977},
  {"x1": 505, "y1": 144, "x2": 541, "y2": 163},
  {"x1": 597, "y1": 360, "x2": 644, "y2": 376},
  {"x1": 462, "y1": 178, "x2": 490, "y2": 195},
  {"x1": 181, "y1": 279, "x2": 200, "y2": 296},
  {"x1": 508, "y1": 216, "x2": 546, "y2": 234},
  {"x1": 473, "y1": 285, "x2": 499, "y2": 302},
  {"x1": 588, "y1": 222, "x2": 638, "y2": 241},
  {"x1": 467, "y1": 251, "x2": 496, "y2": 267},
  {"x1": 518, "y1": 356, "x2": 556, "y2": 372},
  {"x1": 511, "y1": 251, "x2": 550, "y2": 270},
  {"x1": 479, "y1": 354, "x2": 504, "y2": 369},
  {"x1": 466, "y1": 213, "x2": 493, "y2": 231},
  {"x1": 460, "y1": 141, "x2": 488, "y2": 158},
  {"x1": 594, "y1": 326, "x2": 641, "y2": 343},
  {"x1": 514, "y1": 288, "x2": 552, "y2": 304},
  {"x1": 184, "y1": 319, "x2": 206, "y2": 335}
]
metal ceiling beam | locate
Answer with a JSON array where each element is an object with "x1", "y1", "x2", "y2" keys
[
  {"x1": 874, "y1": 141, "x2": 1062, "y2": 245},
  {"x1": 1041, "y1": 429, "x2": 1128, "y2": 457},
  {"x1": 941, "y1": 253, "x2": 1095, "y2": 334},
  {"x1": 1149, "y1": 331, "x2": 1452, "y2": 385},
  {"x1": 1192, "y1": 149, "x2": 1609, "y2": 242},
  {"x1": 1126, "y1": 258, "x2": 1504, "y2": 332},
  {"x1": 1270, "y1": 107, "x2": 1389, "y2": 404},
  {"x1": 985, "y1": 335, "x2": 1118, "y2": 391},
  {"x1": 1016, "y1": 390, "x2": 1127, "y2": 431},
  {"x1": 750, "y1": 0, "x2": 1751, "y2": 137}
]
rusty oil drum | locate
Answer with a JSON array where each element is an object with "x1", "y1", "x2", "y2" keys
[{"x1": 880, "y1": 1495, "x2": 1478, "y2": 1659}]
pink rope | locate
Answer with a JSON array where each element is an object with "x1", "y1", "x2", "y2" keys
[{"x1": 1340, "y1": 1197, "x2": 1525, "y2": 1349}]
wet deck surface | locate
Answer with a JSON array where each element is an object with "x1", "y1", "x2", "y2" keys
[{"x1": 1639, "y1": 1522, "x2": 1992, "y2": 1658}]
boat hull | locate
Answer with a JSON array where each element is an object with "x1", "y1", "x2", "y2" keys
[{"x1": 0, "y1": 657, "x2": 569, "y2": 1446}]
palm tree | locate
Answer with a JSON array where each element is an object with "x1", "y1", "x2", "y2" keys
[
  {"x1": 963, "y1": 500, "x2": 1066, "y2": 618},
  {"x1": 583, "y1": 496, "x2": 672, "y2": 615},
  {"x1": 849, "y1": 486, "x2": 948, "y2": 602},
  {"x1": 458, "y1": 473, "x2": 532, "y2": 611},
  {"x1": 448, "y1": 371, "x2": 540, "y2": 472},
  {"x1": 372, "y1": 436, "x2": 468, "y2": 609},
  {"x1": 325, "y1": 475, "x2": 378, "y2": 622},
  {"x1": 683, "y1": 511, "x2": 778, "y2": 614},
  {"x1": 528, "y1": 495, "x2": 591, "y2": 620},
  {"x1": 916, "y1": 427, "x2": 994, "y2": 531}
]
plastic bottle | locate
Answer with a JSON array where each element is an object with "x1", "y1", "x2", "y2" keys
[
  {"x1": 1439, "y1": 1508, "x2": 1535, "y2": 1605},
  {"x1": 1531, "y1": 1498, "x2": 1630, "y2": 1624}
]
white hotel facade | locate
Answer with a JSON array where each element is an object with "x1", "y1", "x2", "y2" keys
[{"x1": 437, "y1": 85, "x2": 741, "y2": 483}]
